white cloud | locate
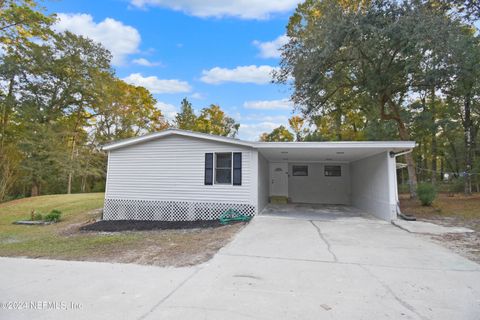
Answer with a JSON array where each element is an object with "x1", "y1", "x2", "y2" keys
[
  {"x1": 123, "y1": 73, "x2": 191, "y2": 94},
  {"x1": 239, "y1": 122, "x2": 285, "y2": 141},
  {"x1": 191, "y1": 92, "x2": 205, "y2": 100},
  {"x1": 253, "y1": 34, "x2": 289, "y2": 58},
  {"x1": 55, "y1": 13, "x2": 141, "y2": 65},
  {"x1": 156, "y1": 102, "x2": 178, "y2": 121},
  {"x1": 201, "y1": 65, "x2": 277, "y2": 85},
  {"x1": 132, "y1": 58, "x2": 161, "y2": 67},
  {"x1": 130, "y1": 0, "x2": 301, "y2": 19},
  {"x1": 243, "y1": 98, "x2": 293, "y2": 110}
]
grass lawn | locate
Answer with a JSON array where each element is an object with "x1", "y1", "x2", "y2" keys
[
  {"x1": 0, "y1": 193, "x2": 244, "y2": 266},
  {"x1": 400, "y1": 193, "x2": 480, "y2": 263}
]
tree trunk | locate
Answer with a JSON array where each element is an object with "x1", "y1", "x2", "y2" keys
[
  {"x1": 67, "y1": 172, "x2": 73, "y2": 194},
  {"x1": 334, "y1": 111, "x2": 342, "y2": 140},
  {"x1": 81, "y1": 175, "x2": 87, "y2": 193},
  {"x1": 67, "y1": 134, "x2": 77, "y2": 194},
  {"x1": 379, "y1": 97, "x2": 418, "y2": 199},
  {"x1": 1, "y1": 77, "x2": 15, "y2": 151},
  {"x1": 398, "y1": 121, "x2": 418, "y2": 198},
  {"x1": 463, "y1": 96, "x2": 473, "y2": 195},
  {"x1": 431, "y1": 135, "x2": 437, "y2": 184},
  {"x1": 430, "y1": 91, "x2": 437, "y2": 185},
  {"x1": 31, "y1": 183, "x2": 39, "y2": 197},
  {"x1": 440, "y1": 157, "x2": 444, "y2": 182}
]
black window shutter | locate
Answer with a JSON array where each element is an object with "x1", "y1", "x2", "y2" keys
[
  {"x1": 233, "y1": 152, "x2": 242, "y2": 186},
  {"x1": 205, "y1": 153, "x2": 213, "y2": 185}
]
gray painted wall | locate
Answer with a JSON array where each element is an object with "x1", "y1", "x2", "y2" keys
[
  {"x1": 350, "y1": 152, "x2": 396, "y2": 220},
  {"x1": 288, "y1": 163, "x2": 350, "y2": 205},
  {"x1": 257, "y1": 153, "x2": 269, "y2": 212}
]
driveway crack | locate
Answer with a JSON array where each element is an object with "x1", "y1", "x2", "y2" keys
[
  {"x1": 360, "y1": 265, "x2": 429, "y2": 320},
  {"x1": 310, "y1": 220, "x2": 338, "y2": 263},
  {"x1": 137, "y1": 267, "x2": 201, "y2": 320}
]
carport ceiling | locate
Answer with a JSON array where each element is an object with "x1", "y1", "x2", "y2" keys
[{"x1": 255, "y1": 141, "x2": 415, "y2": 162}]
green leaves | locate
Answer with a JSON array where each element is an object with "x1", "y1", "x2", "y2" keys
[
  {"x1": 174, "y1": 99, "x2": 240, "y2": 138},
  {"x1": 0, "y1": 0, "x2": 55, "y2": 49},
  {"x1": 260, "y1": 125, "x2": 294, "y2": 142}
]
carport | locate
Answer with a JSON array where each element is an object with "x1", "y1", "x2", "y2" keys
[{"x1": 255, "y1": 141, "x2": 415, "y2": 221}]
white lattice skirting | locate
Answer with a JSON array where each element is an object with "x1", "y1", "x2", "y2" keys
[{"x1": 103, "y1": 198, "x2": 257, "y2": 221}]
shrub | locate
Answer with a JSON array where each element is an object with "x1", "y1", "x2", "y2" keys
[
  {"x1": 31, "y1": 212, "x2": 43, "y2": 221},
  {"x1": 417, "y1": 183, "x2": 437, "y2": 206},
  {"x1": 45, "y1": 209, "x2": 62, "y2": 222}
]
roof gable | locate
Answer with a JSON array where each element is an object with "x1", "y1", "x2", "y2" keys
[{"x1": 102, "y1": 129, "x2": 254, "y2": 151}]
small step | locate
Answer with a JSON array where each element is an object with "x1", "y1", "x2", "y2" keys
[{"x1": 269, "y1": 196, "x2": 288, "y2": 204}]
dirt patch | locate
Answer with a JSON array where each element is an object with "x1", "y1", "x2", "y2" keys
[
  {"x1": 78, "y1": 223, "x2": 246, "y2": 267},
  {"x1": 80, "y1": 219, "x2": 236, "y2": 232},
  {"x1": 429, "y1": 232, "x2": 480, "y2": 264},
  {"x1": 0, "y1": 194, "x2": 247, "y2": 267},
  {"x1": 400, "y1": 193, "x2": 480, "y2": 263}
]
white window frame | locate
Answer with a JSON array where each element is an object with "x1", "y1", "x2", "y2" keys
[
  {"x1": 214, "y1": 152, "x2": 233, "y2": 185},
  {"x1": 324, "y1": 165, "x2": 342, "y2": 177}
]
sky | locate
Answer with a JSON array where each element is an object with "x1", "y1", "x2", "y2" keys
[{"x1": 43, "y1": 0, "x2": 304, "y2": 140}]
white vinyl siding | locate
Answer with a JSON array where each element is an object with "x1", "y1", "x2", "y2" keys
[{"x1": 105, "y1": 135, "x2": 254, "y2": 205}]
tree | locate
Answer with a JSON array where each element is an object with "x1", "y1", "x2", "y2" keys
[
  {"x1": 195, "y1": 104, "x2": 240, "y2": 137},
  {"x1": 0, "y1": 0, "x2": 54, "y2": 47},
  {"x1": 260, "y1": 126, "x2": 294, "y2": 142},
  {"x1": 288, "y1": 115, "x2": 307, "y2": 141},
  {"x1": 175, "y1": 98, "x2": 197, "y2": 130},
  {"x1": 275, "y1": 0, "x2": 461, "y2": 198},
  {"x1": 0, "y1": 0, "x2": 54, "y2": 199},
  {"x1": 442, "y1": 27, "x2": 480, "y2": 194},
  {"x1": 94, "y1": 77, "x2": 168, "y2": 144},
  {"x1": 18, "y1": 31, "x2": 113, "y2": 194},
  {"x1": 428, "y1": 0, "x2": 480, "y2": 21}
]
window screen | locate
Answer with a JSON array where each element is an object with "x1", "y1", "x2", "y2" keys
[
  {"x1": 215, "y1": 153, "x2": 232, "y2": 184},
  {"x1": 324, "y1": 165, "x2": 341, "y2": 177},
  {"x1": 292, "y1": 165, "x2": 308, "y2": 176}
]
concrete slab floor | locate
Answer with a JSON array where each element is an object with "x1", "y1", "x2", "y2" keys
[
  {"x1": 260, "y1": 203, "x2": 376, "y2": 221},
  {"x1": 1, "y1": 208, "x2": 479, "y2": 320}
]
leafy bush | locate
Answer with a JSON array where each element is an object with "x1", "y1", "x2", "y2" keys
[
  {"x1": 31, "y1": 212, "x2": 43, "y2": 221},
  {"x1": 44, "y1": 209, "x2": 62, "y2": 222},
  {"x1": 417, "y1": 183, "x2": 437, "y2": 206}
]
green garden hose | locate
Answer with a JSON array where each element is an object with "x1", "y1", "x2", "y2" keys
[{"x1": 219, "y1": 209, "x2": 252, "y2": 224}]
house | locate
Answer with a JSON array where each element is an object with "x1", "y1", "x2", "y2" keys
[{"x1": 102, "y1": 129, "x2": 415, "y2": 221}]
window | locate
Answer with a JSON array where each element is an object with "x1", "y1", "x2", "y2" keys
[
  {"x1": 325, "y1": 165, "x2": 341, "y2": 177},
  {"x1": 292, "y1": 165, "x2": 308, "y2": 176},
  {"x1": 215, "y1": 153, "x2": 232, "y2": 184}
]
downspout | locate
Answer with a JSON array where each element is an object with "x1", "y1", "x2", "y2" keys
[{"x1": 390, "y1": 149, "x2": 416, "y2": 221}]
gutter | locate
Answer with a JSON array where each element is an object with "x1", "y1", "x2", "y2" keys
[
  {"x1": 390, "y1": 148, "x2": 417, "y2": 221},
  {"x1": 389, "y1": 148, "x2": 413, "y2": 158}
]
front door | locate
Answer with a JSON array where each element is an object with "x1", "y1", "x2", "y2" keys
[{"x1": 269, "y1": 162, "x2": 288, "y2": 197}]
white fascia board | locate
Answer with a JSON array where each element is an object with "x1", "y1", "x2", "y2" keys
[
  {"x1": 102, "y1": 129, "x2": 254, "y2": 151},
  {"x1": 253, "y1": 141, "x2": 416, "y2": 150}
]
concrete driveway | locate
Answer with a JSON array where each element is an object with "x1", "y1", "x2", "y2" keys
[{"x1": 1, "y1": 205, "x2": 479, "y2": 320}]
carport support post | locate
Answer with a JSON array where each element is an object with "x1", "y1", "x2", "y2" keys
[{"x1": 387, "y1": 152, "x2": 399, "y2": 221}]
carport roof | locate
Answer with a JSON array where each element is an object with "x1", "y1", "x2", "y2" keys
[
  {"x1": 103, "y1": 129, "x2": 415, "y2": 162},
  {"x1": 255, "y1": 140, "x2": 415, "y2": 162}
]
